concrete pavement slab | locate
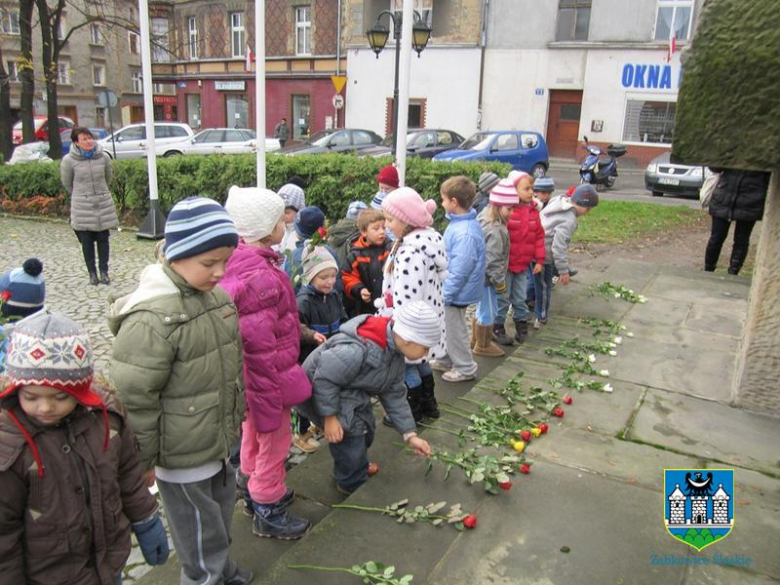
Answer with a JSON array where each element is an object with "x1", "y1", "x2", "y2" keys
[{"x1": 644, "y1": 273, "x2": 750, "y2": 313}]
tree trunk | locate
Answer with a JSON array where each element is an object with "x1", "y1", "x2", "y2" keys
[
  {"x1": 20, "y1": 0, "x2": 35, "y2": 144},
  {"x1": 36, "y1": 0, "x2": 63, "y2": 160},
  {"x1": 0, "y1": 47, "x2": 12, "y2": 162}
]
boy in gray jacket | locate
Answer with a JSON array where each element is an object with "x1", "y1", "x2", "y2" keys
[
  {"x1": 300, "y1": 301, "x2": 437, "y2": 494},
  {"x1": 534, "y1": 184, "x2": 599, "y2": 328}
]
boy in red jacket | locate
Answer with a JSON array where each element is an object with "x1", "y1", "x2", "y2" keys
[{"x1": 493, "y1": 171, "x2": 545, "y2": 345}]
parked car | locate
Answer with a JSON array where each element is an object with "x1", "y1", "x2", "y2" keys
[
  {"x1": 280, "y1": 128, "x2": 382, "y2": 156},
  {"x1": 155, "y1": 128, "x2": 280, "y2": 157},
  {"x1": 645, "y1": 151, "x2": 712, "y2": 198},
  {"x1": 97, "y1": 122, "x2": 194, "y2": 159},
  {"x1": 359, "y1": 128, "x2": 466, "y2": 159},
  {"x1": 59, "y1": 127, "x2": 109, "y2": 156},
  {"x1": 432, "y1": 130, "x2": 549, "y2": 177},
  {"x1": 12, "y1": 115, "x2": 75, "y2": 146}
]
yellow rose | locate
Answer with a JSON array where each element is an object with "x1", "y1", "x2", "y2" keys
[{"x1": 513, "y1": 440, "x2": 526, "y2": 453}]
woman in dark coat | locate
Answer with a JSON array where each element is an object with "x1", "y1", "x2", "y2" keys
[{"x1": 704, "y1": 168, "x2": 770, "y2": 275}]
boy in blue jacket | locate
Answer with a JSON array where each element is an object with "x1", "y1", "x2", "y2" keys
[{"x1": 433, "y1": 176, "x2": 486, "y2": 382}]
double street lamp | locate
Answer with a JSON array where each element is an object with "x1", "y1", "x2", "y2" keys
[{"x1": 366, "y1": 10, "x2": 432, "y2": 152}]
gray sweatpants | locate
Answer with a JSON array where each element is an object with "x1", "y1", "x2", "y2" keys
[
  {"x1": 157, "y1": 465, "x2": 239, "y2": 585},
  {"x1": 440, "y1": 305, "x2": 478, "y2": 376}
]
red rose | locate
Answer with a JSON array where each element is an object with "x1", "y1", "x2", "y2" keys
[
  {"x1": 520, "y1": 463, "x2": 531, "y2": 474},
  {"x1": 499, "y1": 481, "x2": 513, "y2": 491},
  {"x1": 539, "y1": 423, "x2": 549, "y2": 434},
  {"x1": 462, "y1": 514, "x2": 477, "y2": 529},
  {"x1": 317, "y1": 226, "x2": 328, "y2": 238},
  {"x1": 563, "y1": 396, "x2": 573, "y2": 405},
  {"x1": 520, "y1": 430, "x2": 532, "y2": 442},
  {"x1": 0, "y1": 290, "x2": 10, "y2": 302},
  {"x1": 553, "y1": 407, "x2": 565, "y2": 418}
]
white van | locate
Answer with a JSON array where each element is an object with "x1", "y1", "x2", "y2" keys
[{"x1": 98, "y1": 122, "x2": 194, "y2": 159}]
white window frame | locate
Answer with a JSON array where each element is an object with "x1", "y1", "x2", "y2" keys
[
  {"x1": 653, "y1": 0, "x2": 694, "y2": 41},
  {"x1": 7, "y1": 60, "x2": 19, "y2": 82},
  {"x1": 1, "y1": 8, "x2": 20, "y2": 34},
  {"x1": 128, "y1": 31, "x2": 140, "y2": 54},
  {"x1": 57, "y1": 62, "x2": 71, "y2": 85},
  {"x1": 188, "y1": 16, "x2": 198, "y2": 60},
  {"x1": 93, "y1": 64, "x2": 106, "y2": 86},
  {"x1": 90, "y1": 23, "x2": 102, "y2": 45},
  {"x1": 391, "y1": 0, "x2": 432, "y2": 28},
  {"x1": 151, "y1": 17, "x2": 170, "y2": 63},
  {"x1": 230, "y1": 12, "x2": 245, "y2": 58},
  {"x1": 295, "y1": 6, "x2": 312, "y2": 56},
  {"x1": 131, "y1": 69, "x2": 142, "y2": 93}
]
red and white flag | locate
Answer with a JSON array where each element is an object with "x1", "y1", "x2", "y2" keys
[
  {"x1": 666, "y1": 35, "x2": 677, "y2": 63},
  {"x1": 245, "y1": 45, "x2": 253, "y2": 71}
]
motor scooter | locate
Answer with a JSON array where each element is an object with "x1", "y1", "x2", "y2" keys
[{"x1": 579, "y1": 136, "x2": 627, "y2": 189}]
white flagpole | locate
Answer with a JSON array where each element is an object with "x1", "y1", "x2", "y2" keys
[
  {"x1": 255, "y1": 0, "x2": 266, "y2": 188},
  {"x1": 394, "y1": 0, "x2": 414, "y2": 187}
]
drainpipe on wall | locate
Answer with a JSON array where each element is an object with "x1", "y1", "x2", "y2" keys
[
  {"x1": 476, "y1": 0, "x2": 489, "y2": 131},
  {"x1": 335, "y1": 0, "x2": 342, "y2": 128}
]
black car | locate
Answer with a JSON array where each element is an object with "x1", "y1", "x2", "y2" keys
[
  {"x1": 281, "y1": 128, "x2": 382, "y2": 155},
  {"x1": 359, "y1": 128, "x2": 466, "y2": 159}
]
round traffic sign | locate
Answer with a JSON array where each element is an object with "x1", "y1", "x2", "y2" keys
[{"x1": 332, "y1": 94, "x2": 344, "y2": 109}]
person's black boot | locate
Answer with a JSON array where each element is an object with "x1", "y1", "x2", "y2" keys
[
  {"x1": 728, "y1": 245, "x2": 749, "y2": 275},
  {"x1": 514, "y1": 320, "x2": 529, "y2": 344},
  {"x1": 252, "y1": 501, "x2": 310, "y2": 540},
  {"x1": 407, "y1": 383, "x2": 425, "y2": 422},
  {"x1": 89, "y1": 272, "x2": 99, "y2": 286},
  {"x1": 99, "y1": 271, "x2": 111, "y2": 285},
  {"x1": 418, "y1": 374, "x2": 440, "y2": 419},
  {"x1": 492, "y1": 324, "x2": 514, "y2": 346}
]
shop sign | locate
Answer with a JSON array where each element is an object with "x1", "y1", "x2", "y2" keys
[
  {"x1": 153, "y1": 96, "x2": 178, "y2": 105},
  {"x1": 621, "y1": 63, "x2": 681, "y2": 90},
  {"x1": 215, "y1": 81, "x2": 246, "y2": 91}
]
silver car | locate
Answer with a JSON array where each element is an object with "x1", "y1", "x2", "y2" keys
[
  {"x1": 98, "y1": 122, "x2": 194, "y2": 159},
  {"x1": 156, "y1": 128, "x2": 281, "y2": 157},
  {"x1": 645, "y1": 151, "x2": 713, "y2": 198}
]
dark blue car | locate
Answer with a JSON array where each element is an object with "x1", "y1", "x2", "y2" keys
[{"x1": 433, "y1": 130, "x2": 549, "y2": 177}]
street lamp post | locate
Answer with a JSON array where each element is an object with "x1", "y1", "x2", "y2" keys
[{"x1": 366, "y1": 10, "x2": 431, "y2": 153}]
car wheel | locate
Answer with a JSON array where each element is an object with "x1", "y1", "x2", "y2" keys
[
  {"x1": 164, "y1": 150, "x2": 182, "y2": 157},
  {"x1": 531, "y1": 164, "x2": 546, "y2": 178},
  {"x1": 652, "y1": 190, "x2": 664, "y2": 197}
]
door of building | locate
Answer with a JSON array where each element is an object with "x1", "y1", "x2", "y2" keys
[{"x1": 546, "y1": 90, "x2": 583, "y2": 158}]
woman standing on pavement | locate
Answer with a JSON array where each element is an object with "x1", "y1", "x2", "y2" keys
[
  {"x1": 704, "y1": 168, "x2": 770, "y2": 275},
  {"x1": 60, "y1": 127, "x2": 119, "y2": 285}
]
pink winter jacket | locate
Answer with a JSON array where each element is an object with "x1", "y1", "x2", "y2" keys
[
  {"x1": 220, "y1": 242, "x2": 312, "y2": 433},
  {"x1": 507, "y1": 202, "x2": 546, "y2": 273}
]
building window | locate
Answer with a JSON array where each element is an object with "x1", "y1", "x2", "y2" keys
[
  {"x1": 131, "y1": 69, "x2": 142, "y2": 93},
  {"x1": 1, "y1": 8, "x2": 20, "y2": 34},
  {"x1": 95, "y1": 106, "x2": 106, "y2": 128},
  {"x1": 226, "y1": 93, "x2": 248, "y2": 128},
  {"x1": 129, "y1": 31, "x2": 140, "y2": 54},
  {"x1": 556, "y1": 0, "x2": 591, "y2": 41},
  {"x1": 6, "y1": 60, "x2": 19, "y2": 82},
  {"x1": 654, "y1": 0, "x2": 694, "y2": 41},
  {"x1": 152, "y1": 17, "x2": 170, "y2": 62},
  {"x1": 93, "y1": 64, "x2": 105, "y2": 86},
  {"x1": 57, "y1": 62, "x2": 71, "y2": 85},
  {"x1": 391, "y1": 0, "x2": 432, "y2": 28},
  {"x1": 90, "y1": 23, "x2": 102, "y2": 45},
  {"x1": 622, "y1": 99, "x2": 676, "y2": 144},
  {"x1": 292, "y1": 94, "x2": 310, "y2": 140},
  {"x1": 295, "y1": 6, "x2": 312, "y2": 55},
  {"x1": 230, "y1": 12, "x2": 245, "y2": 58},
  {"x1": 153, "y1": 82, "x2": 176, "y2": 95},
  {"x1": 188, "y1": 16, "x2": 198, "y2": 60}
]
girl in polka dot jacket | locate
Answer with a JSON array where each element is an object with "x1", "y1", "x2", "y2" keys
[{"x1": 376, "y1": 187, "x2": 448, "y2": 422}]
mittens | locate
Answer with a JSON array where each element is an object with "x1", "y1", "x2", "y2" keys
[{"x1": 132, "y1": 514, "x2": 170, "y2": 566}]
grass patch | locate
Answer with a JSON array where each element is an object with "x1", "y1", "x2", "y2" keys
[{"x1": 573, "y1": 200, "x2": 704, "y2": 245}]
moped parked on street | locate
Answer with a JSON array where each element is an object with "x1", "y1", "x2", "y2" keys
[{"x1": 579, "y1": 136, "x2": 627, "y2": 190}]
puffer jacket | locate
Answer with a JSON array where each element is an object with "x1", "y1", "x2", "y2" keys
[
  {"x1": 297, "y1": 284, "x2": 346, "y2": 362},
  {"x1": 298, "y1": 315, "x2": 414, "y2": 436},
  {"x1": 0, "y1": 387, "x2": 157, "y2": 585},
  {"x1": 107, "y1": 262, "x2": 245, "y2": 470},
  {"x1": 708, "y1": 169, "x2": 770, "y2": 222},
  {"x1": 60, "y1": 144, "x2": 119, "y2": 232},
  {"x1": 327, "y1": 218, "x2": 361, "y2": 269},
  {"x1": 220, "y1": 243, "x2": 311, "y2": 433},
  {"x1": 443, "y1": 210, "x2": 486, "y2": 306},
  {"x1": 376, "y1": 227, "x2": 448, "y2": 360},
  {"x1": 540, "y1": 195, "x2": 579, "y2": 273},
  {"x1": 477, "y1": 207, "x2": 510, "y2": 289},
  {"x1": 342, "y1": 234, "x2": 391, "y2": 315},
  {"x1": 507, "y1": 203, "x2": 546, "y2": 273}
]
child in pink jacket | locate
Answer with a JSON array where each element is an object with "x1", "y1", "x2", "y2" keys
[{"x1": 222, "y1": 186, "x2": 312, "y2": 540}]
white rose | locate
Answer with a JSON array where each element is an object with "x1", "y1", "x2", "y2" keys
[
  {"x1": 603, "y1": 383, "x2": 613, "y2": 393},
  {"x1": 609, "y1": 350, "x2": 618, "y2": 357},
  {"x1": 588, "y1": 354, "x2": 597, "y2": 363},
  {"x1": 599, "y1": 370, "x2": 610, "y2": 377}
]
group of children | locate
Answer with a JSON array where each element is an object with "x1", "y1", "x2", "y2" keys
[{"x1": 0, "y1": 163, "x2": 599, "y2": 584}]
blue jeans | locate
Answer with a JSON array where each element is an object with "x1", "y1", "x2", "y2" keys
[
  {"x1": 404, "y1": 362, "x2": 432, "y2": 388},
  {"x1": 495, "y1": 270, "x2": 530, "y2": 324},
  {"x1": 329, "y1": 427, "x2": 375, "y2": 492},
  {"x1": 476, "y1": 285, "x2": 498, "y2": 326},
  {"x1": 533, "y1": 264, "x2": 555, "y2": 322},
  {"x1": 525, "y1": 265, "x2": 535, "y2": 303}
]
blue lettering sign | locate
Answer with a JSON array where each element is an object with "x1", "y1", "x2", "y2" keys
[
  {"x1": 633, "y1": 64, "x2": 647, "y2": 88},
  {"x1": 660, "y1": 66, "x2": 672, "y2": 89},
  {"x1": 621, "y1": 64, "x2": 634, "y2": 88},
  {"x1": 647, "y1": 65, "x2": 660, "y2": 88}
]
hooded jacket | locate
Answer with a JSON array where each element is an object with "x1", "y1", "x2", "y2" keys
[
  {"x1": 107, "y1": 262, "x2": 245, "y2": 470},
  {"x1": 708, "y1": 169, "x2": 770, "y2": 222},
  {"x1": 443, "y1": 210, "x2": 486, "y2": 306},
  {"x1": 297, "y1": 284, "x2": 346, "y2": 362},
  {"x1": 220, "y1": 243, "x2": 311, "y2": 433},
  {"x1": 342, "y1": 234, "x2": 392, "y2": 315},
  {"x1": 60, "y1": 143, "x2": 119, "y2": 232},
  {"x1": 0, "y1": 386, "x2": 157, "y2": 585},
  {"x1": 298, "y1": 315, "x2": 415, "y2": 436},
  {"x1": 507, "y1": 203, "x2": 546, "y2": 273},
  {"x1": 477, "y1": 207, "x2": 510, "y2": 289},
  {"x1": 376, "y1": 227, "x2": 448, "y2": 360},
  {"x1": 327, "y1": 218, "x2": 361, "y2": 269},
  {"x1": 540, "y1": 195, "x2": 579, "y2": 273}
]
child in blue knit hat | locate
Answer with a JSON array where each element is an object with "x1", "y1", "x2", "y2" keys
[{"x1": 1, "y1": 258, "x2": 46, "y2": 372}]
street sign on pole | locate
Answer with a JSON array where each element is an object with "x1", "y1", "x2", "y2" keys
[
  {"x1": 331, "y1": 75, "x2": 347, "y2": 94},
  {"x1": 332, "y1": 94, "x2": 345, "y2": 109}
]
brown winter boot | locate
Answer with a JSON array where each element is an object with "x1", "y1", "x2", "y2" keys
[
  {"x1": 469, "y1": 317, "x2": 477, "y2": 349},
  {"x1": 473, "y1": 324, "x2": 505, "y2": 357}
]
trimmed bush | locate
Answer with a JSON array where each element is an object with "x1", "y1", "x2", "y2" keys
[{"x1": 0, "y1": 154, "x2": 511, "y2": 225}]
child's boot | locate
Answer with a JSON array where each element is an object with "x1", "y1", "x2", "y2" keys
[
  {"x1": 474, "y1": 325, "x2": 505, "y2": 357},
  {"x1": 236, "y1": 470, "x2": 253, "y2": 517},
  {"x1": 492, "y1": 323, "x2": 514, "y2": 346},
  {"x1": 252, "y1": 500, "x2": 310, "y2": 540},
  {"x1": 469, "y1": 317, "x2": 477, "y2": 349},
  {"x1": 406, "y1": 384, "x2": 424, "y2": 422},
  {"x1": 514, "y1": 320, "x2": 529, "y2": 344},
  {"x1": 418, "y1": 373, "x2": 440, "y2": 419}
]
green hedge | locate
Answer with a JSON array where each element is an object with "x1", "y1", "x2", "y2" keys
[{"x1": 0, "y1": 154, "x2": 511, "y2": 224}]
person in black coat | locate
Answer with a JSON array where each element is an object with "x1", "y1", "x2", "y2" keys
[{"x1": 704, "y1": 169, "x2": 770, "y2": 275}]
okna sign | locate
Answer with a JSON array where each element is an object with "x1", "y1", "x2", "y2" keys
[{"x1": 621, "y1": 63, "x2": 682, "y2": 91}]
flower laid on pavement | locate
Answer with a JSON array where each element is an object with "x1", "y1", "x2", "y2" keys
[
  {"x1": 520, "y1": 463, "x2": 532, "y2": 474},
  {"x1": 288, "y1": 560, "x2": 413, "y2": 585},
  {"x1": 609, "y1": 350, "x2": 618, "y2": 357},
  {"x1": 613, "y1": 336, "x2": 623, "y2": 345},
  {"x1": 552, "y1": 407, "x2": 565, "y2": 418},
  {"x1": 599, "y1": 370, "x2": 610, "y2": 377},
  {"x1": 499, "y1": 481, "x2": 513, "y2": 491},
  {"x1": 531, "y1": 428, "x2": 542, "y2": 437},
  {"x1": 603, "y1": 383, "x2": 614, "y2": 393},
  {"x1": 332, "y1": 499, "x2": 476, "y2": 532},
  {"x1": 563, "y1": 396, "x2": 573, "y2": 405},
  {"x1": 538, "y1": 423, "x2": 549, "y2": 434},
  {"x1": 588, "y1": 354, "x2": 597, "y2": 363},
  {"x1": 589, "y1": 281, "x2": 647, "y2": 304},
  {"x1": 462, "y1": 514, "x2": 478, "y2": 529},
  {"x1": 519, "y1": 430, "x2": 532, "y2": 442},
  {"x1": 511, "y1": 440, "x2": 526, "y2": 453},
  {"x1": 627, "y1": 332, "x2": 634, "y2": 337},
  {"x1": 427, "y1": 449, "x2": 526, "y2": 495}
]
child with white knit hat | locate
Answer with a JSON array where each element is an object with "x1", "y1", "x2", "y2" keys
[{"x1": 221, "y1": 186, "x2": 313, "y2": 540}]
